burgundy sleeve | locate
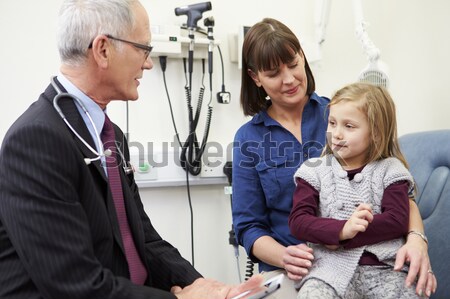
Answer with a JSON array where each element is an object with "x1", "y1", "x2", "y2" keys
[
  {"x1": 342, "y1": 181, "x2": 410, "y2": 249},
  {"x1": 289, "y1": 178, "x2": 346, "y2": 245}
]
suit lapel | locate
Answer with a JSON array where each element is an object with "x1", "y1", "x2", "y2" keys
[
  {"x1": 45, "y1": 80, "x2": 148, "y2": 274},
  {"x1": 44, "y1": 82, "x2": 107, "y2": 182},
  {"x1": 43, "y1": 81, "x2": 125, "y2": 254}
]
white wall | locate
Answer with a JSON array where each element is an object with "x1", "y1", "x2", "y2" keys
[{"x1": 1, "y1": 0, "x2": 449, "y2": 285}]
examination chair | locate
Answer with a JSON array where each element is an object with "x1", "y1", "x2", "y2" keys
[{"x1": 399, "y1": 129, "x2": 450, "y2": 298}]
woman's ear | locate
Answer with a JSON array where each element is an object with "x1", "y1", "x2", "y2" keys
[{"x1": 247, "y1": 69, "x2": 262, "y2": 87}]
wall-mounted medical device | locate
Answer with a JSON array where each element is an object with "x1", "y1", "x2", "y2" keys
[
  {"x1": 352, "y1": 0, "x2": 389, "y2": 87},
  {"x1": 153, "y1": 1, "x2": 229, "y2": 178},
  {"x1": 150, "y1": 24, "x2": 219, "y2": 59},
  {"x1": 149, "y1": 1, "x2": 217, "y2": 59}
]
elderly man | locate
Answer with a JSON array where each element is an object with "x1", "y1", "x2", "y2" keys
[{"x1": 0, "y1": 0, "x2": 261, "y2": 298}]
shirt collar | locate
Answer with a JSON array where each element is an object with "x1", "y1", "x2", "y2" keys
[
  {"x1": 251, "y1": 92, "x2": 322, "y2": 126},
  {"x1": 57, "y1": 73, "x2": 105, "y2": 134}
]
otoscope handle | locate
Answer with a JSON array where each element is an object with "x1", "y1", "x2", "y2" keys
[{"x1": 175, "y1": 2, "x2": 212, "y2": 29}]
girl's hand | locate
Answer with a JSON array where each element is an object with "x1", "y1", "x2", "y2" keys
[
  {"x1": 340, "y1": 203, "x2": 373, "y2": 240},
  {"x1": 325, "y1": 244, "x2": 339, "y2": 250}
]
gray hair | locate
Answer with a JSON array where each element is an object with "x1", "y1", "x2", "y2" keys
[{"x1": 57, "y1": 0, "x2": 138, "y2": 66}]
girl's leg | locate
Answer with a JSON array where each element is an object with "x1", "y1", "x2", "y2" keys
[
  {"x1": 359, "y1": 265, "x2": 419, "y2": 299},
  {"x1": 297, "y1": 278, "x2": 339, "y2": 299}
]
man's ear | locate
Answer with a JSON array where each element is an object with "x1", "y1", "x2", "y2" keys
[
  {"x1": 90, "y1": 35, "x2": 110, "y2": 68},
  {"x1": 247, "y1": 69, "x2": 262, "y2": 87}
]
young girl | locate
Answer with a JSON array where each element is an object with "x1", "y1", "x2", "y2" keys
[{"x1": 288, "y1": 82, "x2": 420, "y2": 298}]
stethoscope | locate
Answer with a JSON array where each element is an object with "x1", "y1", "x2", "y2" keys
[{"x1": 51, "y1": 76, "x2": 133, "y2": 175}]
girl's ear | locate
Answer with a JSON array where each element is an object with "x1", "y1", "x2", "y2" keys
[
  {"x1": 248, "y1": 69, "x2": 262, "y2": 87},
  {"x1": 373, "y1": 131, "x2": 381, "y2": 146}
]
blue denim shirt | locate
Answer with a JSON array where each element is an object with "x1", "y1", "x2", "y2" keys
[{"x1": 232, "y1": 92, "x2": 330, "y2": 272}]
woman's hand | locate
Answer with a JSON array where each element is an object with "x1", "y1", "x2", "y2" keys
[
  {"x1": 281, "y1": 243, "x2": 314, "y2": 280},
  {"x1": 394, "y1": 234, "x2": 437, "y2": 297}
]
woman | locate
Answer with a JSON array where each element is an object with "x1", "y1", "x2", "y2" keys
[{"x1": 232, "y1": 18, "x2": 436, "y2": 298}]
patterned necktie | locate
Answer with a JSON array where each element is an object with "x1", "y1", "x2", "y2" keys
[{"x1": 101, "y1": 114, "x2": 147, "y2": 285}]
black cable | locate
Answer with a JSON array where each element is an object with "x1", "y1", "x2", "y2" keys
[
  {"x1": 160, "y1": 56, "x2": 181, "y2": 146},
  {"x1": 194, "y1": 60, "x2": 206, "y2": 126},
  {"x1": 179, "y1": 59, "x2": 206, "y2": 176},
  {"x1": 217, "y1": 44, "x2": 225, "y2": 90},
  {"x1": 178, "y1": 28, "x2": 213, "y2": 176},
  {"x1": 125, "y1": 102, "x2": 130, "y2": 140},
  {"x1": 245, "y1": 258, "x2": 255, "y2": 280},
  {"x1": 185, "y1": 164, "x2": 195, "y2": 267},
  {"x1": 223, "y1": 161, "x2": 245, "y2": 282},
  {"x1": 226, "y1": 158, "x2": 253, "y2": 283},
  {"x1": 159, "y1": 55, "x2": 195, "y2": 266},
  {"x1": 158, "y1": 23, "x2": 218, "y2": 265}
]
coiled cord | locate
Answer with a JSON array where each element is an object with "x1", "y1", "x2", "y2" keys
[
  {"x1": 245, "y1": 258, "x2": 255, "y2": 280},
  {"x1": 179, "y1": 58, "x2": 212, "y2": 176}
]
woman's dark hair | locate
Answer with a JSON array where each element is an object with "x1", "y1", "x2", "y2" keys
[{"x1": 240, "y1": 18, "x2": 316, "y2": 116}]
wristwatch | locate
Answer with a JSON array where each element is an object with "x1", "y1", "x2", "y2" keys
[{"x1": 408, "y1": 230, "x2": 428, "y2": 245}]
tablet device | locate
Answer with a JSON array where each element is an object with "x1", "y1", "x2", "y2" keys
[{"x1": 231, "y1": 273, "x2": 284, "y2": 299}]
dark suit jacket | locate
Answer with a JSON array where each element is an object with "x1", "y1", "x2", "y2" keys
[{"x1": 0, "y1": 81, "x2": 201, "y2": 299}]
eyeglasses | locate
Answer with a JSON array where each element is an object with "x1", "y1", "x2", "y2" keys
[{"x1": 88, "y1": 34, "x2": 153, "y2": 60}]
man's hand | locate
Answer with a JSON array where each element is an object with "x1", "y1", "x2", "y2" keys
[
  {"x1": 171, "y1": 275, "x2": 264, "y2": 299},
  {"x1": 171, "y1": 278, "x2": 231, "y2": 299},
  {"x1": 339, "y1": 203, "x2": 373, "y2": 240},
  {"x1": 227, "y1": 274, "x2": 264, "y2": 298}
]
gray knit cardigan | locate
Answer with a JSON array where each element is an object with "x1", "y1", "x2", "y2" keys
[{"x1": 293, "y1": 155, "x2": 414, "y2": 297}]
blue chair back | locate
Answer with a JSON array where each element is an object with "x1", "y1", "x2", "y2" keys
[{"x1": 399, "y1": 130, "x2": 450, "y2": 298}]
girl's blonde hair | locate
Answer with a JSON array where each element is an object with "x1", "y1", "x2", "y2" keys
[{"x1": 324, "y1": 82, "x2": 409, "y2": 169}]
